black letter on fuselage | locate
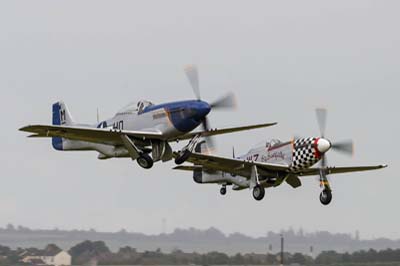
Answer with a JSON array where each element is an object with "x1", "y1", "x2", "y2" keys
[{"x1": 60, "y1": 109, "x2": 66, "y2": 124}]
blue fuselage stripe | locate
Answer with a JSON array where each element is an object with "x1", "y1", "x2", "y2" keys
[{"x1": 142, "y1": 100, "x2": 210, "y2": 133}]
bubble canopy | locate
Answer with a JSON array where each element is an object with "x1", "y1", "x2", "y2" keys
[
  {"x1": 267, "y1": 139, "x2": 282, "y2": 148},
  {"x1": 253, "y1": 139, "x2": 282, "y2": 149},
  {"x1": 116, "y1": 100, "x2": 154, "y2": 115}
]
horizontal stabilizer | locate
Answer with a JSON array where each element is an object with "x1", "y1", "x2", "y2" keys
[
  {"x1": 173, "y1": 165, "x2": 203, "y2": 171},
  {"x1": 27, "y1": 134, "x2": 48, "y2": 138}
]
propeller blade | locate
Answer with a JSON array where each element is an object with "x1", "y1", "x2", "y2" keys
[
  {"x1": 332, "y1": 139, "x2": 354, "y2": 156},
  {"x1": 316, "y1": 108, "x2": 327, "y2": 137},
  {"x1": 201, "y1": 117, "x2": 216, "y2": 149},
  {"x1": 293, "y1": 135, "x2": 303, "y2": 141},
  {"x1": 210, "y1": 92, "x2": 237, "y2": 109},
  {"x1": 202, "y1": 116, "x2": 210, "y2": 131},
  {"x1": 184, "y1": 65, "x2": 201, "y2": 100},
  {"x1": 321, "y1": 154, "x2": 327, "y2": 168}
]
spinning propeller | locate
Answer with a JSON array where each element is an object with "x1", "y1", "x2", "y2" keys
[
  {"x1": 184, "y1": 65, "x2": 236, "y2": 147},
  {"x1": 315, "y1": 108, "x2": 354, "y2": 187}
]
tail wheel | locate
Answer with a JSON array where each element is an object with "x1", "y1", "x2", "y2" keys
[
  {"x1": 320, "y1": 189, "x2": 332, "y2": 205},
  {"x1": 175, "y1": 150, "x2": 191, "y2": 165},
  {"x1": 220, "y1": 186, "x2": 227, "y2": 196},
  {"x1": 252, "y1": 185, "x2": 265, "y2": 201},
  {"x1": 137, "y1": 154, "x2": 154, "y2": 169}
]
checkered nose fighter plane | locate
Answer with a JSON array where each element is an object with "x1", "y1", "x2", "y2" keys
[
  {"x1": 19, "y1": 65, "x2": 276, "y2": 169},
  {"x1": 173, "y1": 109, "x2": 387, "y2": 205}
]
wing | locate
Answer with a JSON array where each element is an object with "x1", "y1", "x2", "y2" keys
[
  {"x1": 21, "y1": 122, "x2": 277, "y2": 146},
  {"x1": 297, "y1": 165, "x2": 388, "y2": 176},
  {"x1": 174, "y1": 151, "x2": 387, "y2": 178},
  {"x1": 173, "y1": 151, "x2": 289, "y2": 178},
  {"x1": 171, "y1": 122, "x2": 277, "y2": 141},
  {"x1": 19, "y1": 125, "x2": 163, "y2": 145}
]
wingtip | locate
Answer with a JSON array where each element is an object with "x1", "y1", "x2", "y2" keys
[
  {"x1": 263, "y1": 122, "x2": 278, "y2": 127},
  {"x1": 19, "y1": 125, "x2": 30, "y2": 132}
]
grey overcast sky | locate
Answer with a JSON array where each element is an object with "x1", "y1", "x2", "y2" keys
[{"x1": 1, "y1": 1, "x2": 399, "y2": 239}]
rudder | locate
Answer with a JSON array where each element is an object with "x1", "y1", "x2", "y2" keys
[{"x1": 52, "y1": 101, "x2": 75, "y2": 150}]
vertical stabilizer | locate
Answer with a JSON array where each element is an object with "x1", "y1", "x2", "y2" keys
[
  {"x1": 192, "y1": 140, "x2": 225, "y2": 184},
  {"x1": 52, "y1": 101, "x2": 75, "y2": 150},
  {"x1": 193, "y1": 141, "x2": 205, "y2": 183}
]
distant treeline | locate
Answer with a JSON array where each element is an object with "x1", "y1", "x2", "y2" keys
[
  {"x1": 1, "y1": 224, "x2": 400, "y2": 255},
  {"x1": 2, "y1": 241, "x2": 400, "y2": 266}
]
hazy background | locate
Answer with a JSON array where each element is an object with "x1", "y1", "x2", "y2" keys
[{"x1": 0, "y1": 1, "x2": 398, "y2": 239}]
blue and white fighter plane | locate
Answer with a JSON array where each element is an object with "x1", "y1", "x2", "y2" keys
[{"x1": 19, "y1": 66, "x2": 276, "y2": 169}]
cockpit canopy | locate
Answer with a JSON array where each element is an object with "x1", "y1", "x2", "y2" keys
[
  {"x1": 251, "y1": 139, "x2": 282, "y2": 151},
  {"x1": 116, "y1": 100, "x2": 154, "y2": 115},
  {"x1": 266, "y1": 139, "x2": 282, "y2": 148}
]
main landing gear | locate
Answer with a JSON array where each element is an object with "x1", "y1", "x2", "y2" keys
[
  {"x1": 175, "y1": 134, "x2": 201, "y2": 165},
  {"x1": 175, "y1": 150, "x2": 191, "y2": 165},
  {"x1": 136, "y1": 153, "x2": 154, "y2": 169},
  {"x1": 252, "y1": 185, "x2": 265, "y2": 201},
  {"x1": 250, "y1": 165, "x2": 265, "y2": 201}
]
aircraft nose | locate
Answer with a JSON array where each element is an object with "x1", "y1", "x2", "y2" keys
[
  {"x1": 317, "y1": 138, "x2": 331, "y2": 153},
  {"x1": 193, "y1": 101, "x2": 211, "y2": 120}
]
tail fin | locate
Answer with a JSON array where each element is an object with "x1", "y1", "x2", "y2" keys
[
  {"x1": 194, "y1": 140, "x2": 212, "y2": 154},
  {"x1": 52, "y1": 101, "x2": 75, "y2": 126},
  {"x1": 52, "y1": 101, "x2": 75, "y2": 150},
  {"x1": 193, "y1": 140, "x2": 211, "y2": 183}
]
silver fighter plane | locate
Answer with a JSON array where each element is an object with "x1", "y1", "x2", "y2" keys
[
  {"x1": 174, "y1": 109, "x2": 387, "y2": 205},
  {"x1": 19, "y1": 66, "x2": 276, "y2": 169}
]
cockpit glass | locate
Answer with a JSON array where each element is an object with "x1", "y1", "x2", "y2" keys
[
  {"x1": 116, "y1": 100, "x2": 154, "y2": 115},
  {"x1": 138, "y1": 100, "x2": 154, "y2": 114},
  {"x1": 266, "y1": 139, "x2": 282, "y2": 148}
]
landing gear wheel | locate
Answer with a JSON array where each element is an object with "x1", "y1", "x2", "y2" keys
[
  {"x1": 320, "y1": 189, "x2": 332, "y2": 205},
  {"x1": 252, "y1": 185, "x2": 265, "y2": 201},
  {"x1": 220, "y1": 187, "x2": 227, "y2": 195},
  {"x1": 175, "y1": 150, "x2": 191, "y2": 165},
  {"x1": 137, "y1": 154, "x2": 154, "y2": 169}
]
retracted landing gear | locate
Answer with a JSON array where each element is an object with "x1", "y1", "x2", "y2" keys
[
  {"x1": 220, "y1": 185, "x2": 227, "y2": 196},
  {"x1": 137, "y1": 153, "x2": 154, "y2": 169},
  {"x1": 252, "y1": 185, "x2": 265, "y2": 201},
  {"x1": 175, "y1": 134, "x2": 201, "y2": 165}
]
